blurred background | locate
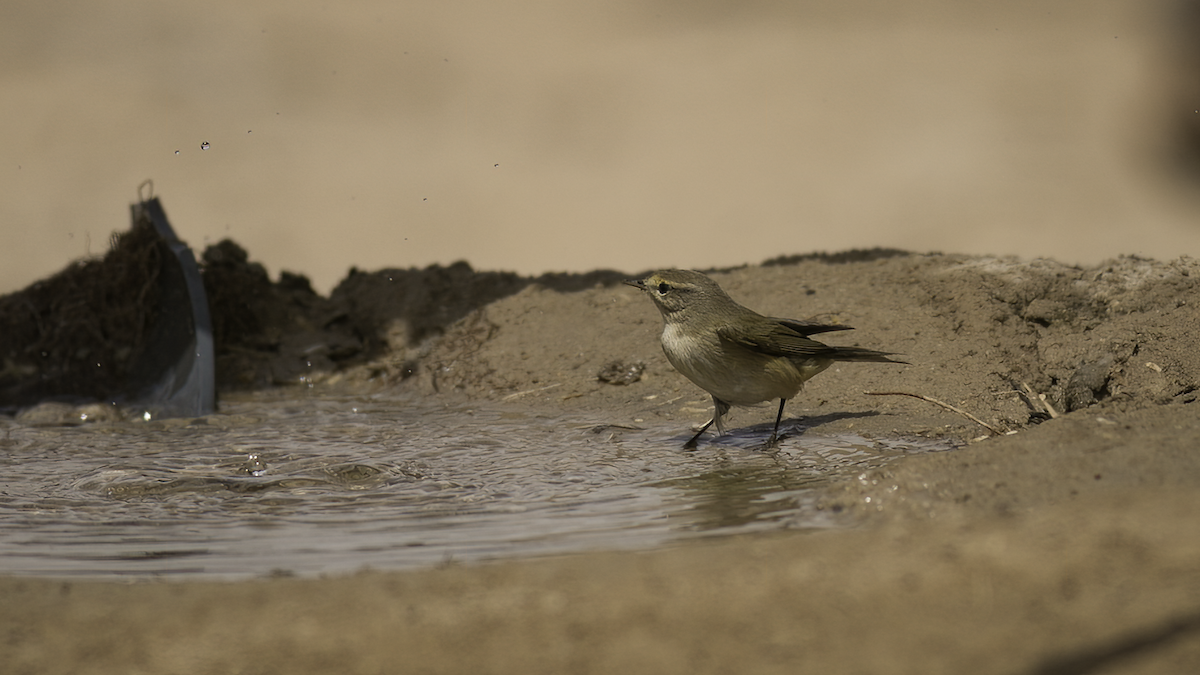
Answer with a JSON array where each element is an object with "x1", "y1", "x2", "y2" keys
[{"x1": 3, "y1": 0, "x2": 1199, "y2": 296}]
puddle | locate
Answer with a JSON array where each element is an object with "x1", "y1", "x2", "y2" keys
[{"x1": 0, "y1": 391, "x2": 952, "y2": 580}]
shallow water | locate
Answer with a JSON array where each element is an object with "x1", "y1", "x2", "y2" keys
[{"x1": 0, "y1": 391, "x2": 950, "y2": 580}]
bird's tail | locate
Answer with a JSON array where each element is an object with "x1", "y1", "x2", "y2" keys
[{"x1": 830, "y1": 347, "x2": 909, "y2": 365}]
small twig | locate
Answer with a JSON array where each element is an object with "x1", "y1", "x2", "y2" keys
[
  {"x1": 502, "y1": 383, "x2": 562, "y2": 401},
  {"x1": 651, "y1": 394, "x2": 685, "y2": 407},
  {"x1": 1018, "y1": 380, "x2": 1059, "y2": 419},
  {"x1": 864, "y1": 390, "x2": 1005, "y2": 436}
]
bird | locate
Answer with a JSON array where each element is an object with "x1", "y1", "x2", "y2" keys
[{"x1": 625, "y1": 269, "x2": 905, "y2": 449}]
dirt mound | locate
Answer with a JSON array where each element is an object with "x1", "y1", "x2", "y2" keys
[
  {"x1": 389, "y1": 253, "x2": 1200, "y2": 443},
  {"x1": 0, "y1": 216, "x2": 165, "y2": 409},
  {"x1": 6, "y1": 221, "x2": 1198, "y2": 445}
]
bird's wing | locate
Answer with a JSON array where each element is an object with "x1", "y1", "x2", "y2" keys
[
  {"x1": 770, "y1": 317, "x2": 855, "y2": 337},
  {"x1": 717, "y1": 319, "x2": 840, "y2": 359}
]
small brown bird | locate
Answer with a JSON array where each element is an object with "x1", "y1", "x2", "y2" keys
[{"x1": 626, "y1": 269, "x2": 905, "y2": 449}]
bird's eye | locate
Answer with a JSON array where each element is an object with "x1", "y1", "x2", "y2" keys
[{"x1": 657, "y1": 282, "x2": 671, "y2": 294}]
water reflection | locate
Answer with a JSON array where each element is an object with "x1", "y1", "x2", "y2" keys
[
  {"x1": 652, "y1": 464, "x2": 830, "y2": 531},
  {"x1": 0, "y1": 391, "x2": 952, "y2": 579}
]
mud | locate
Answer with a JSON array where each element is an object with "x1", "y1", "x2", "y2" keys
[{"x1": 6, "y1": 249, "x2": 1200, "y2": 674}]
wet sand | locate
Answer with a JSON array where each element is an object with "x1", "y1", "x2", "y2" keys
[{"x1": 6, "y1": 253, "x2": 1200, "y2": 674}]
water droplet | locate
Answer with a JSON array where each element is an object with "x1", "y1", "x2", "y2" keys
[
  {"x1": 243, "y1": 453, "x2": 268, "y2": 477},
  {"x1": 200, "y1": 141, "x2": 211, "y2": 150}
]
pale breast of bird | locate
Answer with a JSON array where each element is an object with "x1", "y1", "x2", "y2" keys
[{"x1": 659, "y1": 321, "x2": 831, "y2": 406}]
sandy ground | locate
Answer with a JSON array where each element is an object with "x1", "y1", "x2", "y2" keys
[{"x1": 5, "y1": 252, "x2": 1200, "y2": 674}]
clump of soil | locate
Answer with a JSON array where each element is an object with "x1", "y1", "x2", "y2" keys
[
  {"x1": 0, "y1": 211, "x2": 635, "y2": 411},
  {"x1": 330, "y1": 263, "x2": 631, "y2": 355},
  {"x1": 0, "y1": 214, "x2": 165, "y2": 409},
  {"x1": 322, "y1": 264, "x2": 630, "y2": 383},
  {"x1": 200, "y1": 240, "x2": 359, "y2": 389}
]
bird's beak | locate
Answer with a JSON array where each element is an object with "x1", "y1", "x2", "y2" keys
[{"x1": 623, "y1": 278, "x2": 646, "y2": 290}]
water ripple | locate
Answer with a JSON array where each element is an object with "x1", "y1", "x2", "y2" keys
[{"x1": 0, "y1": 391, "x2": 952, "y2": 579}]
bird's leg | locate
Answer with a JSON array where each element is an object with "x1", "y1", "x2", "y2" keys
[
  {"x1": 766, "y1": 398, "x2": 789, "y2": 447},
  {"x1": 711, "y1": 397, "x2": 731, "y2": 434},
  {"x1": 684, "y1": 397, "x2": 731, "y2": 450},
  {"x1": 683, "y1": 420, "x2": 713, "y2": 450}
]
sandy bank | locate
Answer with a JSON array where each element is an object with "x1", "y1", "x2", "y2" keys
[{"x1": 6, "y1": 252, "x2": 1200, "y2": 674}]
